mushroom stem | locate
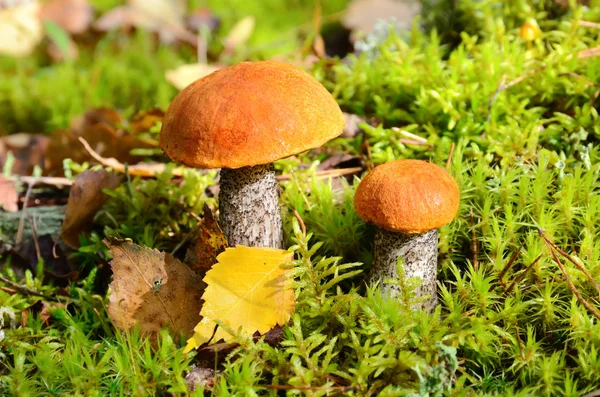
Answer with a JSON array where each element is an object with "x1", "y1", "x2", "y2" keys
[
  {"x1": 218, "y1": 164, "x2": 284, "y2": 249},
  {"x1": 371, "y1": 228, "x2": 438, "y2": 312}
]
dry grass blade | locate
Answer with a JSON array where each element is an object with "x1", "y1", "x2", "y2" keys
[{"x1": 497, "y1": 242, "x2": 524, "y2": 286}]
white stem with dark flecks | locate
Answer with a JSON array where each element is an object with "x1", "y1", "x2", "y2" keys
[
  {"x1": 371, "y1": 228, "x2": 439, "y2": 312},
  {"x1": 218, "y1": 164, "x2": 284, "y2": 249}
]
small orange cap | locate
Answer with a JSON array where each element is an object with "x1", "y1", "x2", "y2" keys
[
  {"x1": 354, "y1": 160, "x2": 460, "y2": 234},
  {"x1": 160, "y1": 60, "x2": 345, "y2": 169}
]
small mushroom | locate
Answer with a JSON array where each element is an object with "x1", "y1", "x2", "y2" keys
[
  {"x1": 160, "y1": 61, "x2": 345, "y2": 248},
  {"x1": 354, "y1": 160, "x2": 460, "y2": 312}
]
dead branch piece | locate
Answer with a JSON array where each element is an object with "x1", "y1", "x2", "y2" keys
[
  {"x1": 275, "y1": 167, "x2": 363, "y2": 182},
  {"x1": 0, "y1": 276, "x2": 61, "y2": 301},
  {"x1": 538, "y1": 229, "x2": 600, "y2": 294},
  {"x1": 577, "y1": 20, "x2": 600, "y2": 29},
  {"x1": 16, "y1": 176, "x2": 73, "y2": 187},
  {"x1": 539, "y1": 229, "x2": 600, "y2": 320},
  {"x1": 293, "y1": 210, "x2": 307, "y2": 237},
  {"x1": 498, "y1": 243, "x2": 524, "y2": 286},
  {"x1": 504, "y1": 254, "x2": 543, "y2": 295}
]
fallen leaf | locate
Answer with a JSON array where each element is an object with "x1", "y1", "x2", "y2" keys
[
  {"x1": 78, "y1": 137, "x2": 184, "y2": 177},
  {"x1": 0, "y1": 133, "x2": 50, "y2": 176},
  {"x1": 0, "y1": 176, "x2": 18, "y2": 212},
  {"x1": 0, "y1": 1, "x2": 43, "y2": 57},
  {"x1": 184, "y1": 245, "x2": 294, "y2": 352},
  {"x1": 342, "y1": 112, "x2": 368, "y2": 138},
  {"x1": 60, "y1": 170, "x2": 123, "y2": 248},
  {"x1": 93, "y1": 0, "x2": 195, "y2": 45},
  {"x1": 185, "y1": 204, "x2": 228, "y2": 276},
  {"x1": 39, "y1": 0, "x2": 93, "y2": 34},
  {"x1": 165, "y1": 63, "x2": 222, "y2": 90},
  {"x1": 130, "y1": 109, "x2": 164, "y2": 134},
  {"x1": 223, "y1": 16, "x2": 255, "y2": 52},
  {"x1": 45, "y1": 108, "x2": 154, "y2": 175},
  {"x1": 106, "y1": 239, "x2": 204, "y2": 341},
  {"x1": 21, "y1": 300, "x2": 70, "y2": 327}
]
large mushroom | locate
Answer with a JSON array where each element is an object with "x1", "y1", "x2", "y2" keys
[
  {"x1": 160, "y1": 61, "x2": 345, "y2": 248},
  {"x1": 354, "y1": 160, "x2": 460, "y2": 312}
]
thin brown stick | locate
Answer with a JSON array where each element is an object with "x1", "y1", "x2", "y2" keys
[
  {"x1": 16, "y1": 176, "x2": 73, "y2": 187},
  {"x1": 0, "y1": 276, "x2": 59, "y2": 301},
  {"x1": 293, "y1": 210, "x2": 306, "y2": 237},
  {"x1": 16, "y1": 180, "x2": 35, "y2": 245},
  {"x1": 540, "y1": 233, "x2": 600, "y2": 320},
  {"x1": 514, "y1": 322, "x2": 525, "y2": 361},
  {"x1": 276, "y1": 167, "x2": 362, "y2": 182},
  {"x1": 487, "y1": 74, "x2": 507, "y2": 122},
  {"x1": 505, "y1": 254, "x2": 543, "y2": 295},
  {"x1": 497, "y1": 243, "x2": 524, "y2": 286},
  {"x1": 538, "y1": 229, "x2": 600, "y2": 293},
  {"x1": 577, "y1": 20, "x2": 600, "y2": 29}
]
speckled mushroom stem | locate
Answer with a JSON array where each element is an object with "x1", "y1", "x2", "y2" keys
[
  {"x1": 371, "y1": 228, "x2": 439, "y2": 312},
  {"x1": 218, "y1": 164, "x2": 284, "y2": 249}
]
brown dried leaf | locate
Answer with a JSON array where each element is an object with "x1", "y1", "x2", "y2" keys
[
  {"x1": 93, "y1": 0, "x2": 195, "y2": 45},
  {"x1": 21, "y1": 300, "x2": 69, "y2": 327},
  {"x1": 0, "y1": 133, "x2": 50, "y2": 176},
  {"x1": 60, "y1": 169, "x2": 123, "y2": 248},
  {"x1": 105, "y1": 239, "x2": 204, "y2": 341},
  {"x1": 45, "y1": 108, "x2": 153, "y2": 175},
  {"x1": 0, "y1": 176, "x2": 18, "y2": 212},
  {"x1": 185, "y1": 204, "x2": 228, "y2": 276},
  {"x1": 130, "y1": 109, "x2": 164, "y2": 134},
  {"x1": 39, "y1": 0, "x2": 93, "y2": 35}
]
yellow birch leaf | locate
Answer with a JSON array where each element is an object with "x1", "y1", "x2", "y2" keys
[{"x1": 184, "y1": 246, "x2": 294, "y2": 353}]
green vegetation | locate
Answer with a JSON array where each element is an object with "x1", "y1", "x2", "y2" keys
[{"x1": 2, "y1": 0, "x2": 600, "y2": 395}]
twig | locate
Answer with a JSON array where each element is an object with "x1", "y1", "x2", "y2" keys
[
  {"x1": 538, "y1": 229, "x2": 600, "y2": 294},
  {"x1": 557, "y1": 72, "x2": 597, "y2": 87},
  {"x1": 29, "y1": 214, "x2": 42, "y2": 264},
  {"x1": 16, "y1": 176, "x2": 73, "y2": 187},
  {"x1": 504, "y1": 254, "x2": 543, "y2": 295},
  {"x1": 497, "y1": 242, "x2": 524, "y2": 286},
  {"x1": 539, "y1": 230, "x2": 600, "y2": 320},
  {"x1": 577, "y1": 20, "x2": 600, "y2": 29},
  {"x1": 487, "y1": 74, "x2": 507, "y2": 122},
  {"x1": 16, "y1": 179, "x2": 35, "y2": 245},
  {"x1": 0, "y1": 275, "x2": 59, "y2": 301},
  {"x1": 293, "y1": 210, "x2": 306, "y2": 237},
  {"x1": 276, "y1": 167, "x2": 362, "y2": 182},
  {"x1": 391, "y1": 127, "x2": 429, "y2": 144},
  {"x1": 514, "y1": 322, "x2": 525, "y2": 361}
]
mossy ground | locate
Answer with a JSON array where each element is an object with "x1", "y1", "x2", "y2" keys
[{"x1": 2, "y1": 0, "x2": 600, "y2": 395}]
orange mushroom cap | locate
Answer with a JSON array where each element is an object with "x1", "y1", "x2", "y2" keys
[
  {"x1": 354, "y1": 160, "x2": 460, "y2": 234},
  {"x1": 160, "y1": 60, "x2": 345, "y2": 169}
]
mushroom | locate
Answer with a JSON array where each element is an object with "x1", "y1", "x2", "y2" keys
[
  {"x1": 353, "y1": 160, "x2": 460, "y2": 311},
  {"x1": 160, "y1": 61, "x2": 345, "y2": 248}
]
